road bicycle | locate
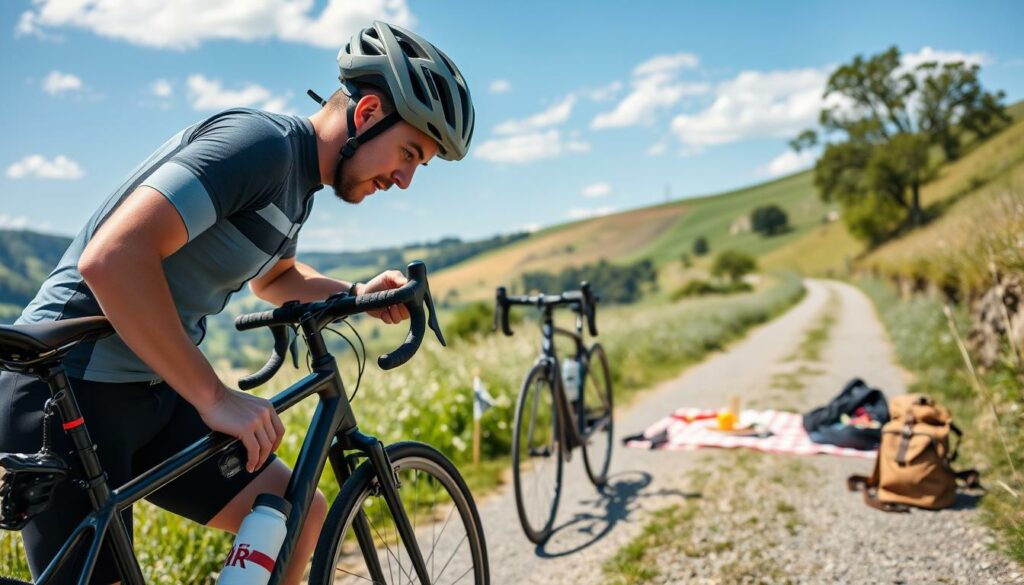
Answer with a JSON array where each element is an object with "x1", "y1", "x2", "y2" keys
[
  {"x1": 0, "y1": 261, "x2": 488, "y2": 584},
  {"x1": 493, "y1": 283, "x2": 613, "y2": 544}
]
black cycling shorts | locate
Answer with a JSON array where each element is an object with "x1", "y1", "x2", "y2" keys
[{"x1": 0, "y1": 371, "x2": 276, "y2": 584}]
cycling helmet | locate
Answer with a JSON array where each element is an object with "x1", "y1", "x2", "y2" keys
[{"x1": 332, "y1": 21, "x2": 474, "y2": 162}]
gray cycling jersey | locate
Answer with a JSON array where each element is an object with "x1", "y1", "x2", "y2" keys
[{"x1": 18, "y1": 108, "x2": 323, "y2": 382}]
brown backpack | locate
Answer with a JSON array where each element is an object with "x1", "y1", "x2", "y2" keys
[{"x1": 848, "y1": 394, "x2": 981, "y2": 512}]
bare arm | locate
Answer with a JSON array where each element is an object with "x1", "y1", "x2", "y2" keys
[
  {"x1": 79, "y1": 186, "x2": 282, "y2": 472},
  {"x1": 79, "y1": 186, "x2": 221, "y2": 409},
  {"x1": 250, "y1": 258, "x2": 411, "y2": 324},
  {"x1": 249, "y1": 257, "x2": 356, "y2": 305}
]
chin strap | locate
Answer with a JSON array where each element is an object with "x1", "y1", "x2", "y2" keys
[{"x1": 309, "y1": 85, "x2": 402, "y2": 187}]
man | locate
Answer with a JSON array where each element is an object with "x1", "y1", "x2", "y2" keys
[{"x1": 0, "y1": 21, "x2": 473, "y2": 584}]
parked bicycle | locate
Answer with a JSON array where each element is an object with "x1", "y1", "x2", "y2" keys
[
  {"x1": 0, "y1": 261, "x2": 489, "y2": 585},
  {"x1": 493, "y1": 282, "x2": 613, "y2": 544}
]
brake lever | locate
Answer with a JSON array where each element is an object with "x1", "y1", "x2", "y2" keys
[
  {"x1": 424, "y1": 287, "x2": 446, "y2": 347},
  {"x1": 288, "y1": 330, "x2": 300, "y2": 369}
]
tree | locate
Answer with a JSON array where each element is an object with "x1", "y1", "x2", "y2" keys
[
  {"x1": 750, "y1": 205, "x2": 789, "y2": 236},
  {"x1": 793, "y1": 46, "x2": 1008, "y2": 243},
  {"x1": 711, "y1": 250, "x2": 757, "y2": 283},
  {"x1": 692, "y1": 236, "x2": 709, "y2": 256}
]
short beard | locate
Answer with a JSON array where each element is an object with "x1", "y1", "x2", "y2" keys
[{"x1": 331, "y1": 158, "x2": 361, "y2": 204}]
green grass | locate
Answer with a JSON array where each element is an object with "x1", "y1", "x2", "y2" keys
[
  {"x1": 859, "y1": 278, "x2": 1024, "y2": 564},
  {"x1": 627, "y1": 171, "x2": 835, "y2": 269},
  {"x1": 0, "y1": 275, "x2": 806, "y2": 582},
  {"x1": 603, "y1": 452, "x2": 809, "y2": 584}
]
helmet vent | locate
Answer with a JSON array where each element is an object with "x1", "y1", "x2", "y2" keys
[
  {"x1": 457, "y1": 84, "x2": 470, "y2": 132},
  {"x1": 429, "y1": 71, "x2": 456, "y2": 127},
  {"x1": 422, "y1": 66, "x2": 441, "y2": 102},
  {"x1": 406, "y1": 63, "x2": 429, "y2": 106},
  {"x1": 427, "y1": 122, "x2": 443, "y2": 143},
  {"x1": 397, "y1": 37, "x2": 426, "y2": 59}
]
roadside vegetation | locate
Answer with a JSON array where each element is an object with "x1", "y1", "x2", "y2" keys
[{"x1": 860, "y1": 279, "x2": 1023, "y2": 564}]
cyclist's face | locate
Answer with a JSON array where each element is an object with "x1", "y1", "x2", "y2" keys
[{"x1": 333, "y1": 120, "x2": 439, "y2": 204}]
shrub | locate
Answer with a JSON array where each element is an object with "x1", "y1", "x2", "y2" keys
[
  {"x1": 711, "y1": 250, "x2": 758, "y2": 282},
  {"x1": 693, "y1": 236, "x2": 710, "y2": 256},
  {"x1": 751, "y1": 205, "x2": 789, "y2": 236}
]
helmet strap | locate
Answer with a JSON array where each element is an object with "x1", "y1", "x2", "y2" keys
[{"x1": 338, "y1": 89, "x2": 402, "y2": 160}]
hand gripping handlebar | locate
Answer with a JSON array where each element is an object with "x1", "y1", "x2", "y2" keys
[{"x1": 234, "y1": 261, "x2": 446, "y2": 389}]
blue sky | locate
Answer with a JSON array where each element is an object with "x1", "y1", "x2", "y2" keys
[{"x1": 1, "y1": 0, "x2": 1022, "y2": 251}]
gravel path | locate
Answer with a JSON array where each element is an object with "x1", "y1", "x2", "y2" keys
[{"x1": 475, "y1": 279, "x2": 1022, "y2": 584}]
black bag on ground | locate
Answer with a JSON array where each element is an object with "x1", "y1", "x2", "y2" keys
[{"x1": 803, "y1": 378, "x2": 889, "y2": 450}]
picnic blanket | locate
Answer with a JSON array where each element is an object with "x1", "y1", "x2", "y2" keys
[{"x1": 623, "y1": 408, "x2": 877, "y2": 459}]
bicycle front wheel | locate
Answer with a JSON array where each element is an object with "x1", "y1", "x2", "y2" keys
[
  {"x1": 511, "y1": 362, "x2": 563, "y2": 544},
  {"x1": 309, "y1": 441, "x2": 489, "y2": 585},
  {"x1": 581, "y1": 343, "x2": 614, "y2": 487}
]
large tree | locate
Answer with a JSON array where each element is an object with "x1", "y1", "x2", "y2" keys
[{"x1": 793, "y1": 46, "x2": 1008, "y2": 244}]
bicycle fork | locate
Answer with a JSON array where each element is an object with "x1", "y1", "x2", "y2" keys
[{"x1": 330, "y1": 429, "x2": 432, "y2": 584}]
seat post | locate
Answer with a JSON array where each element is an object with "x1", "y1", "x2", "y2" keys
[{"x1": 43, "y1": 365, "x2": 112, "y2": 508}]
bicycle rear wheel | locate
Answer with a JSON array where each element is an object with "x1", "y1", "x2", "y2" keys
[
  {"x1": 511, "y1": 362, "x2": 563, "y2": 544},
  {"x1": 309, "y1": 441, "x2": 489, "y2": 585},
  {"x1": 581, "y1": 343, "x2": 613, "y2": 487}
]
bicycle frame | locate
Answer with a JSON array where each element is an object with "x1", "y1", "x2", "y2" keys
[
  {"x1": 25, "y1": 318, "x2": 431, "y2": 585},
  {"x1": 534, "y1": 307, "x2": 592, "y2": 457}
]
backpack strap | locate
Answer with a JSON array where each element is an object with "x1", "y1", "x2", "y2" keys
[
  {"x1": 847, "y1": 475, "x2": 911, "y2": 513},
  {"x1": 955, "y1": 468, "x2": 983, "y2": 490},
  {"x1": 949, "y1": 422, "x2": 962, "y2": 462}
]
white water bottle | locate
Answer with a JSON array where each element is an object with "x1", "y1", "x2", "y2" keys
[
  {"x1": 217, "y1": 493, "x2": 291, "y2": 585},
  {"x1": 561, "y1": 359, "x2": 580, "y2": 401}
]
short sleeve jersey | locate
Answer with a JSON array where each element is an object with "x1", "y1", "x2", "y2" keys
[{"x1": 17, "y1": 108, "x2": 323, "y2": 382}]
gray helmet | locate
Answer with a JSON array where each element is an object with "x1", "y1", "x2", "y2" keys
[{"x1": 338, "y1": 21, "x2": 474, "y2": 161}]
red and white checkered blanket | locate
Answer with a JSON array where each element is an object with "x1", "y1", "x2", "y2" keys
[{"x1": 623, "y1": 408, "x2": 876, "y2": 459}]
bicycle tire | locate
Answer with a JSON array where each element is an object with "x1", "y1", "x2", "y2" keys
[
  {"x1": 581, "y1": 343, "x2": 614, "y2": 487},
  {"x1": 511, "y1": 362, "x2": 563, "y2": 544},
  {"x1": 308, "y1": 441, "x2": 489, "y2": 584}
]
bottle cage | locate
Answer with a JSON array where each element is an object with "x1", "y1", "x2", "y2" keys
[{"x1": 0, "y1": 450, "x2": 69, "y2": 530}]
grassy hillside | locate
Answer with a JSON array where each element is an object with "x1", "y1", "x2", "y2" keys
[
  {"x1": 431, "y1": 169, "x2": 835, "y2": 301},
  {"x1": 0, "y1": 230, "x2": 72, "y2": 322}
]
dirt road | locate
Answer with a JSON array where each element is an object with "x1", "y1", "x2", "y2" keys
[{"x1": 477, "y1": 280, "x2": 1021, "y2": 584}]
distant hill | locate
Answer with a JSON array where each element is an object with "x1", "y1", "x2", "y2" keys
[
  {"x1": 302, "y1": 232, "x2": 529, "y2": 282},
  {"x1": 0, "y1": 230, "x2": 73, "y2": 321}
]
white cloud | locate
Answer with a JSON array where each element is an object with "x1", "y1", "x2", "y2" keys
[
  {"x1": 186, "y1": 75, "x2": 294, "y2": 114},
  {"x1": 0, "y1": 215, "x2": 31, "y2": 230},
  {"x1": 489, "y1": 79, "x2": 511, "y2": 94},
  {"x1": 41, "y1": 70, "x2": 82, "y2": 95},
  {"x1": 670, "y1": 67, "x2": 831, "y2": 147},
  {"x1": 591, "y1": 52, "x2": 708, "y2": 129},
  {"x1": 581, "y1": 182, "x2": 612, "y2": 198},
  {"x1": 565, "y1": 139, "x2": 591, "y2": 154},
  {"x1": 494, "y1": 96, "x2": 576, "y2": 135},
  {"x1": 567, "y1": 207, "x2": 616, "y2": 220},
  {"x1": 581, "y1": 81, "x2": 623, "y2": 102},
  {"x1": 901, "y1": 47, "x2": 989, "y2": 70},
  {"x1": 633, "y1": 53, "x2": 700, "y2": 77},
  {"x1": 756, "y1": 149, "x2": 817, "y2": 178},
  {"x1": 647, "y1": 141, "x2": 668, "y2": 156},
  {"x1": 474, "y1": 130, "x2": 564, "y2": 164},
  {"x1": 16, "y1": 0, "x2": 414, "y2": 50},
  {"x1": 521, "y1": 223, "x2": 541, "y2": 233},
  {"x1": 474, "y1": 130, "x2": 590, "y2": 165},
  {"x1": 150, "y1": 78, "x2": 173, "y2": 98},
  {"x1": 6, "y1": 155, "x2": 84, "y2": 180}
]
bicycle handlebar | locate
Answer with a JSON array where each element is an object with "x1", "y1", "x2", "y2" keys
[
  {"x1": 493, "y1": 282, "x2": 600, "y2": 337},
  {"x1": 235, "y1": 261, "x2": 446, "y2": 389}
]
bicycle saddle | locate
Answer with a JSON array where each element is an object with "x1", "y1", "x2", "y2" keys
[{"x1": 0, "y1": 316, "x2": 113, "y2": 365}]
